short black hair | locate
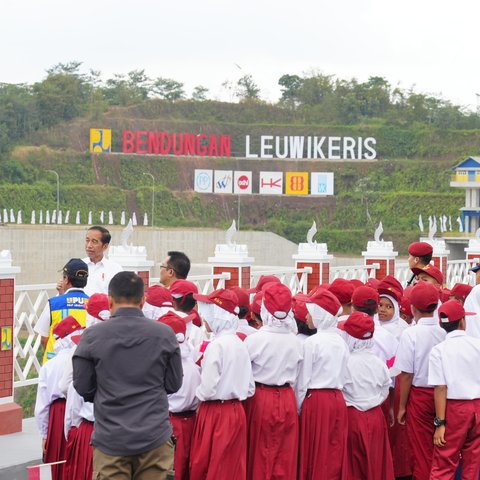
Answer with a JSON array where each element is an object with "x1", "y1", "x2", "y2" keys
[
  {"x1": 439, "y1": 319, "x2": 461, "y2": 333},
  {"x1": 238, "y1": 305, "x2": 249, "y2": 319},
  {"x1": 65, "y1": 274, "x2": 88, "y2": 289},
  {"x1": 108, "y1": 271, "x2": 144, "y2": 304},
  {"x1": 173, "y1": 294, "x2": 196, "y2": 314},
  {"x1": 167, "y1": 251, "x2": 191, "y2": 279},
  {"x1": 353, "y1": 305, "x2": 377, "y2": 317},
  {"x1": 296, "y1": 320, "x2": 317, "y2": 336},
  {"x1": 88, "y1": 226, "x2": 111, "y2": 245},
  {"x1": 418, "y1": 254, "x2": 433, "y2": 265},
  {"x1": 415, "y1": 304, "x2": 438, "y2": 314}
]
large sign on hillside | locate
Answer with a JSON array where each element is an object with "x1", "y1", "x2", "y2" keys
[{"x1": 90, "y1": 128, "x2": 377, "y2": 160}]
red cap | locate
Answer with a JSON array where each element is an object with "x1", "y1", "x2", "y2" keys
[
  {"x1": 438, "y1": 300, "x2": 475, "y2": 323},
  {"x1": 157, "y1": 311, "x2": 187, "y2": 336},
  {"x1": 328, "y1": 278, "x2": 355, "y2": 304},
  {"x1": 408, "y1": 241, "x2": 433, "y2": 257},
  {"x1": 145, "y1": 285, "x2": 173, "y2": 308},
  {"x1": 440, "y1": 288, "x2": 451, "y2": 304},
  {"x1": 86, "y1": 293, "x2": 110, "y2": 321},
  {"x1": 399, "y1": 296, "x2": 413, "y2": 317},
  {"x1": 263, "y1": 283, "x2": 292, "y2": 320},
  {"x1": 338, "y1": 311, "x2": 374, "y2": 340},
  {"x1": 53, "y1": 315, "x2": 83, "y2": 339},
  {"x1": 350, "y1": 279, "x2": 364, "y2": 289},
  {"x1": 409, "y1": 282, "x2": 439, "y2": 312},
  {"x1": 170, "y1": 280, "x2": 198, "y2": 299},
  {"x1": 229, "y1": 286, "x2": 249, "y2": 308},
  {"x1": 412, "y1": 264, "x2": 444, "y2": 285},
  {"x1": 351, "y1": 286, "x2": 379, "y2": 308},
  {"x1": 450, "y1": 283, "x2": 473, "y2": 301},
  {"x1": 71, "y1": 334, "x2": 82, "y2": 345},
  {"x1": 189, "y1": 308, "x2": 202, "y2": 327},
  {"x1": 193, "y1": 289, "x2": 239, "y2": 314},
  {"x1": 250, "y1": 291, "x2": 263, "y2": 316},
  {"x1": 377, "y1": 276, "x2": 403, "y2": 300},
  {"x1": 403, "y1": 285, "x2": 414, "y2": 299},
  {"x1": 307, "y1": 289, "x2": 342, "y2": 316},
  {"x1": 307, "y1": 284, "x2": 329, "y2": 296},
  {"x1": 292, "y1": 293, "x2": 309, "y2": 323},
  {"x1": 365, "y1": 278, "x2": 380, "y2": 289},
  {"x1": 248, "y1": 275, "x2": 281, "y2": 294}
]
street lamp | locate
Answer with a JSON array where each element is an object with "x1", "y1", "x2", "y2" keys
[
  {"x1": 143, "y1": 172, "x2": 155, "y2": 227},
  {"x1": 47, "y1": 170, "x2": 59, "y2": 215}
]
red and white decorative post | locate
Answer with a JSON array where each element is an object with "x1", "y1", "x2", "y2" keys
[
  {"x1": 209, "y1": 244, "x2": 254, "y2": 290},
  {"x1": 293, "y1": 241, "x2": 333, "y2": 292},
  {"x1": 0, "y1": 250, "x2": 22, "y2": 435},
  {"x1": 362, "y1": 224, "x2": 398, "y2": 280}
]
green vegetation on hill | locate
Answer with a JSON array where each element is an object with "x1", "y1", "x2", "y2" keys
[{"x1": 0, "y1": 63, "x2": 477, "y2": 254}]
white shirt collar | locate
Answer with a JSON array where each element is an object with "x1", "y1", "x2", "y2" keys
[
  {"x1": 446, "y1": 330, "x2": 466, "y2": 339},
  {"x1": 417, "y1": 316, "x2": 438, "y2": 326}
]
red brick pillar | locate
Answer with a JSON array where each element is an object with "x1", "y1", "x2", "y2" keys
[
  {"x1": 0, "y1": 257, "x2": 22, "y2": 435},
  {"x1": 362, "y1": 241, "x2": 398, "y2": 280},
  {"x1": 209, "y1": 246, "x2": 254, "y2": 290},
  {"x1": 293, "y1": 244, "x2": 333, "y2": 293},
  {"x1": 424, "y1": 239, "x2": 450, "y2": 281}
]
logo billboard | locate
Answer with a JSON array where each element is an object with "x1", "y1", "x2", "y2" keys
[
  {"x1": 90, "y1": 128, "x2": 112, "y2": 153},
  {"x1": 194, "y1": 170, "x2": 213, "y2": 193},
  {"x1": 285, "y1": 172, "x2": 309, "y2": 195},
  {"x1": 234, "y1": 171, "x2": 252, "y2": 194},
  {"x1": 311, "y1": 172, "x2": 334, "y2": 196},
  {"x1": 214, "y1": 170, "x2": 233, "y2": 194},
  {"x1": 259, "y1": 172, "x2": 283, "y2": 195}
]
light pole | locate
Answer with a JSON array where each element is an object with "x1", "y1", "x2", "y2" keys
[
  {"x1": 143, "y1": 172, "x2": 155, "y2": 227},
  {"x1": 47, "y1": 170, "x2": 59, "y2": 214}
]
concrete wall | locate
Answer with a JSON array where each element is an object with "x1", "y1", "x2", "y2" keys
[{"x1": 0, "y1": 225, "x2": 304, "y2": 284}]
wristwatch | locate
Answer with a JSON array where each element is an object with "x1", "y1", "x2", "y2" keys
[{"x1": 434, "y1": 417, "x2": 447, "y2": 427}]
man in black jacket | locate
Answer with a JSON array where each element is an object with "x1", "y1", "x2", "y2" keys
[{"x1": 73, "y1": 271, "x2": 183, "y2": 479}]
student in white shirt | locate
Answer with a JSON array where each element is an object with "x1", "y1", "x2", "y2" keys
[
  {"x1": 428, "y1": 300, "x2": 480, "y2": 480},
  {"x1": 338, "y1": 311, "x2": 394, "y2": 480},
  {"x1": 230, "y1": 286, "x2": 258, "y2": 336},
  {"x1": 328, "y1": 278, "x2": 355, "y2": 321},
  {"x1": 395, "y1": 281, "x2": 445, "y2": 480},
  {"x1": 142, "y1": 285, "x2": 175, "y2": 321},
  {"x1": 292, "y1": 292, "x2": 317, "y2": 342},
  {"x1": 296, "y1": 289, "x2": 349, "y2": 480},
  {"x1": 189, "y1": 289, "x2": 254, "y2": 480},
  {"x1": 244, "y1": 283, "x2": 303, "y2": 480},
  {"x1": 158, "y1": 311, "x2": 201, "y2": 480}
]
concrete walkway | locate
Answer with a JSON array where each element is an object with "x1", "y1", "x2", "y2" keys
[{"x1": 0, "y1": 418, "x2": 42, "y2": 480}]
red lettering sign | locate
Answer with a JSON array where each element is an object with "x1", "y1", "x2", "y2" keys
[
  {"x1": 122, "y1": 130, "x2": 134, "y2": 153},
  {"x1": 237, "y1": 175, "x2": 249, "y2": 190}
]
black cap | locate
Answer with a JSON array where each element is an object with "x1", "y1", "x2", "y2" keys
[
  {"x1": 470, "y1": 263, "x2": 480, "y2": 273},
  {"x1": 62, "y1": 258, "x2": 89, "y2": 279}
]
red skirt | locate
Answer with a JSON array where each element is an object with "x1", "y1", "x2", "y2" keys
[
  {"x1": 347, "y1": 405, "x2": 394, "y2": 480},
  {"x1": 406, "y1": 386, "x2": 435, "y2": 480},
  {"x1": 170, "y1": 411, "x2": 196, "y2": 480},
  {"x1": 64, "y1": 426, "x2": 78, "y2": 480},
  {"x1": 298, "y1": 389, "x2": 348, "y2": 480},
  {"x1": 244, "y1": 383, "x2": 298, "y2": 480},
  {"x1": 189, "y1": 400, "x2": 246, "y2": 480},
  {"x1": 67, "y1": 420, "x2": 93, "y2": 480},
  {"x1": 44, "y1": 398, "x2": 67, "y2": 480}
]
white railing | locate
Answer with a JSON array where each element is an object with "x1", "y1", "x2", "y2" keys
[
  {"x1": 445, "y1": 259, "x2": 475, "y2": 288},
  {"x1": 14, "y1": 283, "x2": 56, "y2": 388},
  {"x1": 330, "y1": 263, "x2": 380, "y2": 282},
  {"x1": 149, "y1": 272, "x2": 231, "y2": 294},
  {"x1": 395, "y1": 262, "x2": 413, "y2": 286},
  {"x1": 250, "y1": 267, "x2": 312, "y2": 294}
]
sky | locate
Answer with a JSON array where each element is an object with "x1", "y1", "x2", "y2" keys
[{"x1": 2, "y1": 0, "x2": 480, "y2": 110}]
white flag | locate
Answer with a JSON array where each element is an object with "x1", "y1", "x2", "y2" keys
[
  {"x1": 418, "y1": 215, "x2": 424, "y2": 232},
  {"x1": 457, "y1": 217, "x2": 464, "y2": 233}
]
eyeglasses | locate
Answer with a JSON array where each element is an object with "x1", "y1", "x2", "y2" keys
[{"x1": 160, "y1": 264, "x2": 172, "y2": 270}]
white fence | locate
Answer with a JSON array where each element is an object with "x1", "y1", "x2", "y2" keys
[{"x1": 12, "y1": 259, "x2": 477, "y2": 390}]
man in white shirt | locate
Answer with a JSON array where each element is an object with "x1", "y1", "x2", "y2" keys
[
  {"x1": 82, "y1": 226, "x2": 122, "y2": 296},
  {"x1": 429, "y1": 300, "x2": 480, "y2": 479},
  {"x1": 395, "y1": 281, "x2": 445, "y2": 480}
]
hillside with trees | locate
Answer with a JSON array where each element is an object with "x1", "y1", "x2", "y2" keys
[{"x1": 0, "y1": 62, "x2": 478, "y2": 253}]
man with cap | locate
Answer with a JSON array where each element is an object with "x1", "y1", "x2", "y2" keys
[
  {"x1": 73, "y1": 271, "x2": 183, "y2": 480},
  {"x1": 411, "y1": 263, "x2": 444, "y2": 287},
  {"x1": 189, "y1": 288, "x2": 254, "y2": 480},
  {"x1": 35, "y1": 258, "x2": 90, "y2": 363},
  {"x1": 339, "y1": 311, "x2": 394, "y2": 480},
  {"x1": 170, "y1": 279, "x2": 205, "y2": 348},
  {"x1": 428, "y1": 300, "x2": 480, "y2": 479},
  {"x1": 158, "y1": 311, "x2": 201, "y2": 480},
  {"x1": 35, "y1": 315, "x2": 84, "y2": 480},
  {"x1": 244, "y1": 283, "x2": 302, "y2": 480},
  {"x1": 328, "y1": 278, "x2": 355, "y2": 320},
  {"x1": 407, "y1": 241, "x2": 433, "y2": 286},
  {"x1": 296, "y1": 289, "x2": 349, "y2": 480},
  {"x1": 449, "y1": 283, "x2": 473, "y2": 305},
  {"x1": 395, "y1": 281, "x2": 446, "y2": 480}
]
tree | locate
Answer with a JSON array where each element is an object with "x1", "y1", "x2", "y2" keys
[
  {"x1": 191, "y1": 85, "x2": 209, "y2": 101},
  {"x1": 278, "y1": 74, "x2": 303, "y2": 104},
  {"x1": 236, "y1": 74, "x2": 260, "y2": 101},
  {"x1": 152, "y1": 78, "x2": 185, "y2": 101}
]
